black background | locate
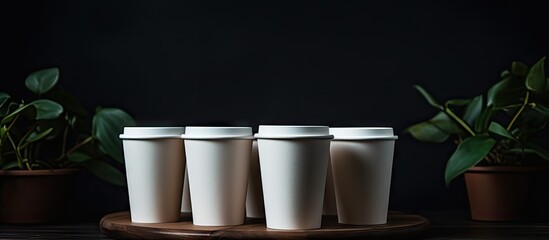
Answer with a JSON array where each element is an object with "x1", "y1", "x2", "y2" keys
[{"x1": 2, "y1": 0, "x2": 548, "y2": 221}]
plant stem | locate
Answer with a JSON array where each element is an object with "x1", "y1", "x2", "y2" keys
[
  {"x1": 507, "y1": 91, "x2": 530, "y2": 131},
  {"x1": 6, "y1": 114, "x2": 20, "y2": 133},
  {"x1": 56, "y1": 136, "x2": 93, "y2": 162},
  {"x1": 61, "y1": 125, "x2": 69, "y2": 157},
  {"x1": 17, "y1": 128, "x2": 33, "y2": 149},
  {"x1": 7, "y1": 133, "x2": 22, "y2": 169},
  {"x1": 67, "y1": 136, "x2": 93, "y2": 155},
  {"x1": 444, "y1": 107, "x2": 476, "y2": 136}
]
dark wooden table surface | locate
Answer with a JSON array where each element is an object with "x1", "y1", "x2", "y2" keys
[{"x1": 0, "y1": 212, "x2": 548, "y2": 239}]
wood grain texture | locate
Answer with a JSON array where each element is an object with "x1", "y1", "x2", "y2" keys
[{"x1": 100, "y1": 212, "x2": 430, "y2": 239}]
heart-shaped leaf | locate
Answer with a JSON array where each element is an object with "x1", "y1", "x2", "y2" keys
[
  {"x1": 30, "y1": 99, "x2": 63, "y2": 120},
  {"x1": 445, "y1": 135, "x2": 496, "y2": 186},
  {"x1": 93, "y1": 108, "x2": 136, "y2": 163},
  {"x1": 25, "y1": 128, "x2": 54, "y2": 143},
  {"x1": 25, "y1": 68, "x2": 59, "y2": 95},
  {"x1": 526, "y1": 57, "x2": 546, "y2": 93},
  {"x1": 1, "y1": 104, "x2": 32, "y2": 125}
]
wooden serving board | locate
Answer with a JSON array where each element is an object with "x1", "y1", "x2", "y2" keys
[{"x1": 100, "y1": 212, "x2": 429, "y2": 239}]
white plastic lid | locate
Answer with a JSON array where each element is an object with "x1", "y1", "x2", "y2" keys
[
  {"x1": 181, "y1": 127, "x2": 253, "y2": 139},
  {"x1": 329, "y1": 127, "x2": 398, "y2": 140},
  {"x1": 254, "y1": 125, "x2": 333, "y2": 139},
  {"x1": 119, "y1": 127, "x2": 185, "y2": 139}
]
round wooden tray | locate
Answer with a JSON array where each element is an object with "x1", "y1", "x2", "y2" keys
[{"x1": 100, "y1": 212, "x2": 429, "y2": 239}]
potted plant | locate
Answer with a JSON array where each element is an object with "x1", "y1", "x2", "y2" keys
[
  {"x1": 0, "y1": 68, "x2": 135, "y2": 223},
  {"x1": 406, "y1": 56, "x2": 549, "y2": 221}
]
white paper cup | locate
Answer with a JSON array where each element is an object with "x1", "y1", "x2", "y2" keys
[
  {"x1": 120, "y1": 127, "x2": 185, "y2": 223},
  {"x1": 329, "y1": 127, "x2": 398, "y2": 225},
  {"x1": 246, "y1": 140, "x2": 264, "y2": 218},
  {"x1": 255, "y1": 125, "x2": 333, "y2": 230},
  {"x1": 181, "y1": 167, "x2": 191, "y2": 213},
  {"x1": 182, "y1": 127, "x2": 253, "y2": 226}
]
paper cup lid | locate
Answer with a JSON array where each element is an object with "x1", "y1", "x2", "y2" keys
[
  {"x1": 181, "y1": 127, "x2": 253, "y2": 139},
  {"x1": 254, "y1": 125, "x2": 333, "y2": 139},
  {"x1": 119, "y1": 127, "x2": 185, "y2": 139},
  {"x1": 329, "y1": 127, "x2": 398, "y2": 140}
]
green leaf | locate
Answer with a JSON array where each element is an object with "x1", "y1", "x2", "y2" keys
[
  {"x1": 526, "y1": 57, "x2": 546, "y2": 93},
  {"x1": 1, "y1": 104, "x2": 32, "y2": 125},
  {"x1": 475, "y1": 105, "x2": 494, "y2": 132},
  {"x1": 85, "y1": 160, "x2": 126, "y2": 186},
  {"x1": 0, "y1": 92, "x2": 9, "y2": 108},
  {"x1": 445, "y1": 135, "x2": 496, "y2": 186},
  {"x1": 446, "y1": 99, "x2": 471, "y2": 106},
  {"x1": 487, "y1": 77, "x2": 525, "y2": 107},
  {"x1": 430, "y1": 112, "x2": 461, "y2": 134},
  {"x1": 25, "y1": 128, "x2": 54, "y2": 143},
  {"x1": 68, "y1": 151, "x2": 93, "y2": 163},
  {"x1": 2, "y1": 161, "x2": 21, "y2": 170},
  {"x1": 406, "y1": 121, "x2": 449, "y2": 143},
  {"x1": 25, "y1": 68, "x2": 59, "y2": 95},
  {"x1": 406, "y1": 112, "x2": 460, "y2": 142},
  {"x1": 414, "y1": 85, "x2": 443, "y2": 110},
  {"x1": 511, "y1": 61, "x2": 529, "y2": 77},
  {"x1": 488, "y1": 122, "x2": 515, "y2": 140},
  {"x1": 92, "y1": 108, "x2": 136, "y2": 163},
  {"x1": 45, "y1": 91, "x2": 88, "y2": 116},
  {"x1": 30, "y1": 99, "x2": 63, "y2": 120},
  {"x1": 463, "y1": 95, "x2": 483, "y2": 126}
]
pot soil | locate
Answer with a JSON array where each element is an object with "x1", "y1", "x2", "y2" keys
[
  {"x1": 465, "y1": 166, "x2": 546, "y2": 221},
  {"x1": 0, "y1": 168, "x2": 79, "y2": 223}
]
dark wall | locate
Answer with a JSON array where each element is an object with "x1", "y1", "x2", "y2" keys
[{"x1": 3, "y1": 0, "x2": 548, "y2": 220}]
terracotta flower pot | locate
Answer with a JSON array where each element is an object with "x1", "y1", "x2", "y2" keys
[
  {"x1": 464, "y1": 166, "x2": 546, "y2": 221},
  {"x1": 0, "y1": 168, "x2": 79, "y2": 223}
]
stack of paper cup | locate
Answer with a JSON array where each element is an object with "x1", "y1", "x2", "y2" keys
[
  {"x1": 182, "y1": 127, "x2": 253, "y2": 226},
  {"x1": 246, "y1": 140, "x2": 265, "y2": 218},
  {"x1": 255, "y1": 125, "x2": 333, "y2": 230},
  {"x1": 329, "y1": 127, "x2": 398, "y2": 225},
  {"x1": 119, "y1": 127, "x2": 186, "y2": 223}
]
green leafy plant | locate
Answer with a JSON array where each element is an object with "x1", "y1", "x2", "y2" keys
[
  {"x1": 407, "y1": 57, "x2": 549, "y2": 186},
  {"x1": 0, "y1": 68, "x2": 135, "y2": 186}
]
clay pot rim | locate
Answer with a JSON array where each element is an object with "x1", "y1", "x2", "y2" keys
[
  {"x1": 0, "y1": 168, "x2": 81, "y2": 176},
  {"x1": 467, "y1": 165, "x2": 549, "y2": 173}
]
